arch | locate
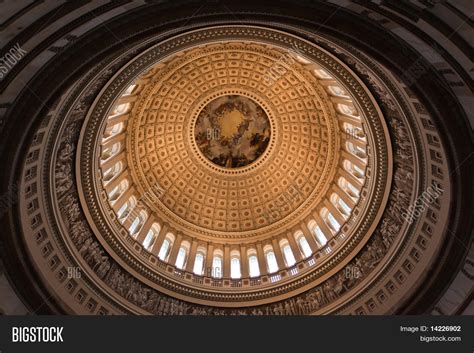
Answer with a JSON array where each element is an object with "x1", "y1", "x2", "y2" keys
[
  {"x1": 264, "y1": 244, "x2": 279, "y2": 273},
  {"x1": 142, "y1": 222, "x2": 161, "y2": 250},
  {"x1": 230, "y1": 250, "x2": 241, "y2": 279},
  {"x1": 193, "y1": 246, "x2": 207, "y2": 275},
  {"x1": 211, "y1": 249, "x2": 224, "y2": 278},
  {"x1": 158, "y1": 232, "x2": 175, "y2": 261},
  {"x1": 129, "y1": 210, "x2": 147, "y2": 236},
  {"x1": 321, "y1": 208, "x2": 341, "y2": 233},
  {"x1": 103, "y1": 161, "x2": 123, "y2": 183},
  {"x1": 175, "y1": 240, "x2": 191, "y2": 270},
  {"x1": 108, "y1": 179, "x2": 129, "y2": 203},
  {"x1": 346, "y1": 141, "x2": 367, "y2": 159},
  {"x1": 247, "y1": 248, "x2": 260, "y2": 278},
  {"x1": 331, "y1": 193, "x2": 351, "y2": 218},
  {"x1": 294, "y1": 231, "x2": 312, "y2": 258},
  {"x1": 123, "y1": 84, "x2": 136, "y2": 95},
  {"x1": 328, "y1": 85, "x2": 347, "y2": 97},
  {"x1": 337, "y1": 103, "x2": 358, "y2": 117},
  {"x1": 111, "y1": 103, "x2": 130, "y2": 116},
  {"x1": 279, "y1": 239, "x2": 296, "y2": 267},
  {"x1": 313, "y1": 68, "x2": 332, "y2": 79},
  {"x1": 308, "y1": 219, "x2": 328, "y2": 247},
  {"x1": 338, "y1": 177, "x2": 360, "y2": 199}
]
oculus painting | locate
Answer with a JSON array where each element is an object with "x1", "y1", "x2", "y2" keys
[{"x1": 194, "y1": 95, "x2": 271, "y2": 168}]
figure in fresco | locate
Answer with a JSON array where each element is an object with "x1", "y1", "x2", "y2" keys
[{"x1": 195, "y1": 95, "x2": 271, "y2": 168}]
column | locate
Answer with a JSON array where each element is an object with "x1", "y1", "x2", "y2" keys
[
  {"x1": 167, "y1": 232, "x2": 183, "y2": 265},
  {"x1": 240, "y1": 245, "x2": 249, "y2": 278},
  {"x1": 271, "y1": 238, "x2": 286, "y2": 269},
  {"x1": 286, "y1": 231, "x2": 303, "y2": 262},
  {"x1": 223, "y1": 245, "x2": 230, "y2": 278},
  {"x1": 299, "y1": 222, "x2": 319, "y2": 252},
  {"x1": 312, "y1": 211, "x2": 333, "y2": 243},
  {"x1": 135, "y1": 216, "x2": 155, "y2": 243},
  {"x1": 324, "y1": 199, "x2": 346, "y2": 227},
  {"x1": 256, "y1": 242, "x2": 267, "y2": 275},
  {"x1": 185, "y1": 239, "x2": 199, "y2": 272},
  {"x1": 205, "y1": 243, "x2": 214, "y2": 277}
]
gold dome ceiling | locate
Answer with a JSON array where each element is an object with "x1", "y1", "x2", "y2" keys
[{"x1": 126, "y1": 41, "x2": 341, "y2": 235}]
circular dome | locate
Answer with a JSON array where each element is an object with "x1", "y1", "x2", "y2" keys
[{"x1": 77, "y1": 26, "x2": 391, "y2": 306}]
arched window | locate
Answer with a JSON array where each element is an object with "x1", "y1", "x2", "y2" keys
[
  {"x1": 111, "y1": 103, "x2": 130, "y2": 116},
  {"x1": 283, "y1": 245, "x2": 296, "y2": 266},
  {"x1": 123, "y1": 84, "x2": 136, "y2": 95},
  {"x1": 338, "y1": 103, "x2": 358, "y2": 117},
  {"x1": 101, "y1": 142, "x2": 122, "y2": 161},
  {"x1": 264, "y1": 246, "x2": 279, "y2": 273},
  {"x1": 346, "y1": 142, "x2": 367, "y2": 159},
  {"x1": 158, "y1": 239, "x2": 170, "y2": 261},
  {"x1": 328, "y1": 85, "x2": 347, "y2": 97},
  {"x1": 314, "y1": 226, "x2": 328, "y2": 246},
  {"x1": 103, "y1": 161, "x2": 123, "y2": 182},
  {"x1": 308, "y1": 220, "x2": 328, "y2": 247},
  {"x1": 338, "y1": 177, "x2": 360, "y2": 199},
  {"x1": 313, "y1": 68, "x2": 332, "y2": 79},
  {"x1": 230, "y1": 251, "x2": 241, "y2": 279},
  {"x1": 175, "y1": 241, "x2": 190, "y2": 269},
  {"x1": 344, "y1": 160, "x2": 365, "y2": 179},
  {"x1": 295, "y1": 233, "x2": 312, "y2": 258},
  {"x1": 280, "y1": 240, "x2": 296, "y2": 267},
  {"x1": 104, "y1": 122, "x2": 124, "y2": 139},
  {"x1": 247, "y1": 249, "x2": 260, "y2": 277},
  {"x1": 193, "y1": 252, "x2": 205, "y2": 275},
  {"x1": 329, "y1": 213, "x2": 341, "y2": 232},
  {"x1": 117, "y1": 196, "x2": 136, "y2": 222},
  {"x1": 321, "y1": 208, "x2": 341, "y2": 234},
  {"x1": 129, "y1": 210, "x2": 147, "y2": 236},
  {"x1": 331, "y1": 194, "x2": 351, "y2": 218},
  {"x1": 142, "y1": 223, "x2": 160, "y2": 250},
  {"x1": 108, "y1": 179, "x2": 129, "y2": 203},
  {"x1": 158, "y1": 233, "x2": 175, "y2": 262},
  {"x1": 212, "y1": 252, "x2": 223, "y2": 278}
]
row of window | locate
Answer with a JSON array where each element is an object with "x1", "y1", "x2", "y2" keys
[{"x1": 99, "y1": 78, "x2": 367, "y2": 281}]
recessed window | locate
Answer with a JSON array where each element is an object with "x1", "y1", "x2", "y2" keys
[
  {"x1": 104, "y1": 122, "x2": 124, "y2": 139},
  {"x1": 108, "y1": 179, "x2": 129, "y2": 203},
  {"x1": 212, "y1": 256, "x2": 223, "y2": 278},
  {"x1": 123, "y1": 84, "x2": 136, "y2": 95},
  {"x1": 129, "y1": 210, "x2": 147, "y2": 236},
  {"x1": 297, "y1": 236, "x2": 312, "y2": 258},
  {"x1": 142, "y1": 230, "x2": 154, "y2": 250},
  {"x1": 230, "y1": 256, "x2": 241, "y2": 279},
  {"x1": 142, "y1": 223, "x2": 160, "y2": 250},
  {"x1": 175, "y1": 247, "x2": 187, "y2": 270},
  {"x1": 265, "y1": 250, "x2": 279, "y2": 273},
  {"x1": 309, "y1": 221, "x2": 328, "y2": 247},
  {"x1": 328, "y1": 85, "x2": 347, "y2": 97},
  {"x1": 193, "y1": 252, "x2": 205, "y2": 275},
  {"x1": 158, "y1": 238, "x2": 171, "y2": 261},
  {"x1": 111, "y1": 103, "x2": 130, "y2": 116},
  {"x1": 101, "y1": 142, "x2": 122, "y2": 161},
  {"x1": 338, "y1": 198, "x2": 351, "y2": 215},
  {"x1": 338, "y1": 103, "x2": 358, "y2": 116},
  {"x1": 248, "y1": 254, "x2": 260, "y2": 277},
  {"x1": 314, "y1": 68, "x2": 332, "y2": 79},
  {"x1": 282, "y1": 244, "x2": 296, "y2": 267},
  {"x1": 346, "y1": 142, "x2": 366, "y2": 159},
  {"x1": 327, "y1": 212, "x2": 341, "y2": 233},
  {"x1": 103, "y1": 161, "x2": 123, "y2": 182}
]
